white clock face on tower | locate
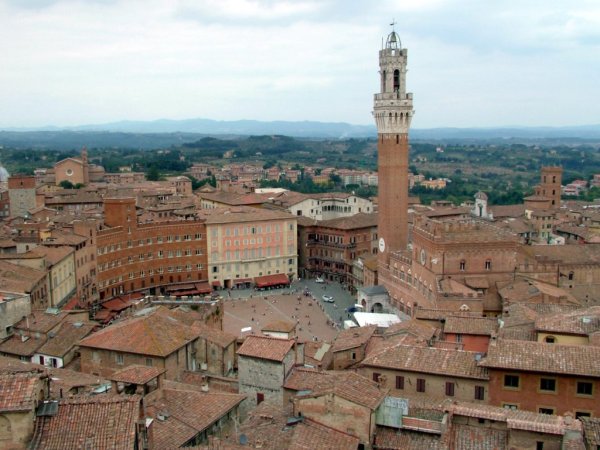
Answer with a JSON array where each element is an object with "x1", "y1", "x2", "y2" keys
[{"x1": 378, "y1": 238, "x2": 385, "y2": 253}]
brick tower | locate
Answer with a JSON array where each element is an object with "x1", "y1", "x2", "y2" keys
[
  {"x1": 537, "y1": 166, "x2": 562, "y2": 209},
  {"x1": 373, "y1": 29, "x2": 414, "y2": 268}
]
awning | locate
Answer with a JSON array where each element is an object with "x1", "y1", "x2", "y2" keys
[
  {"x1": 101, "y1": 297, "x2": 131, "y2": 312},
  {"x1": 254, "y1": 273, "x2": 290, "y2": 288},
  {"x1": 173, "y1": 290, "x2": 201, "y2": 297},
  {"x1": 233, "y1": 278, "x2": 252, "y2": 284},
  {"x1": 166, "y1": 283, "x2": 197, "y2": 292},
  {"x1": 195, "y1": 282, "x2": 213, "y2": 294},
  {"x1": 212, "y1": 280, "x2": 221, "y2": 287}
]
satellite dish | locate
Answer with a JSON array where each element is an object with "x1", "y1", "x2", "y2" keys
[{"x1": 239, "y1": 434, "x2": 248, "y2": 445}]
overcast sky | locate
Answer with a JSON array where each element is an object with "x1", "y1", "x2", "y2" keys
[{"x1": 1, "y1": 0, "x2": 599, "y2": 129}]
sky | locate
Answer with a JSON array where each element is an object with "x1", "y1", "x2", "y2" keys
[{"x1": 1, "y1": 0, "x2": 599, "y2": 129}]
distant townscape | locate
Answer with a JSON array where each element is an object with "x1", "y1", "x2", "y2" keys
[{"x1": 0, "y1": 30, "x2": 599, "y2": 450}]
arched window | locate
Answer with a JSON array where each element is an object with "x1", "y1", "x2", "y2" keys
[
  {"x1": 460, "y1": 260, "x2": 466, "y2": 271},
  {"x1": 382, "y1": 70, "x2": 386, "y2": 92},
  {"x1": 393, "y1": 69, "x2": 400, "y2": 91}
]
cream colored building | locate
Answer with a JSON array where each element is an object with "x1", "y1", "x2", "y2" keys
[
  {"x1": 30, "y1": 246, "x2": 76, "y2": 307},
  {"x1": 200, "y1": 206, "x2": 297, "y2": 288}
]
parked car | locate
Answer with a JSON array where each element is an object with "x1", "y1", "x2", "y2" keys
[
  {"x1": 315, "y1": 277, "x2": 324, "y2": 283},
  {"x1": 322, "y1": 295, "x2": 334, "y2": 303}
]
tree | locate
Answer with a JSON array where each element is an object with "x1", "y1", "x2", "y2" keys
[
  {"x1": 146, "y1": 166, "x2": 160, "y2": 181},
  {"x1": 59, "y1": 180, "x2": 75, "y2": 189}
]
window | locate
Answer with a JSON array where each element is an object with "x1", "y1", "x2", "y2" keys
[
  {"x1": 351, "y1": 352, "x2": 356, "y2": 360},
  {"x1": 145, "y1": 358, "x2": 153, "y2": 367},
  {"x1": 257, "y1": 393, "x2": 264, "y2": 405},
  {"x1": 538, "y1": 407, "x2": 555, "y2": 415},
  {"x1": 503, "y1": 403, "x2": 518, "y2": 410},
  {"x1": 539, "y1": 378, "x2": 556, "y2": 392},
  {"x1": 459, "y1": 260, "x2": 466, "y2": 271},
  {"x1": 504, "y1": 374, "x2": 520, "y2": 389},
  {"x1": 474, "y1": 386, "x2": 485, "y2": 400},
  {"x1": 576, "y1": 381, "x2": 593, "y2": 396},
  {"x1": 416, "y1": 378, "x2": 426, "y2": 393},
  {"x1": 575, "y1": 411, "x2": 591, "y2": 419},
  {"x1": 373, "y1": 372, "x2": 381, "y2": 382},
  {"x1": 445, "y1": 382, "x2": 455, "y2": 397},
  {"x1": 396, "y1": 376, "x2": 404, "y2": 390},
  {"x1": 536, "y1": 442, "x2": 544, "y2": 450},
  {"x1": 485, "y1": 260, "x2": 491, "y2": 270},
  {"x1": 116, "y1": 354, "x2": 124, "y2": 365},
  {"x1": 544, "y1": 336, "x2": 556, "y2": 343}
]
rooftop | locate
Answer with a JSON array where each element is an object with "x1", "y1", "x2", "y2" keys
[
  {"x1": 331, "y1": 325, "x2": 377, "y2": 352},
  {"x1": 78, "y1": 307, "x2": 199, "y2": 357},
  {"x1": 237, "y1": 335, "x2": 295, "y2": 362},
  {"x1": 32, "y1": 396, "x2": 141, "y2": 449},
  {"x1": 481, "y1": 339, "x2": 600, "y2": 377},
  {"x1": 0, "y1": 371, "x2": 44, "y2": 412},
  {"x1": 361, "y1": 343, "x2": 488, "y2": 380}
]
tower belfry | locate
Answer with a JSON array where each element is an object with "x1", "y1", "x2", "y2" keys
[{"x1": 374, "y1": 27, "x2": 414, "y2": 268}]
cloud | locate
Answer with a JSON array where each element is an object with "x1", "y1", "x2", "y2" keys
[{"x1": 0, "y1": 0, "x2": 598, "y2": 128}]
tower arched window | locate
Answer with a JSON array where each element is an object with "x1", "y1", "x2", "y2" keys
[
  {"x1": 382, "y1": 70, "x2": 386, "y2": 92},
  {"x1": 393, "y1": 69, "x2": 400, "y2": 91},
  {"x1": 460, "y1": 260, "x2": 466, "y2": 271}
]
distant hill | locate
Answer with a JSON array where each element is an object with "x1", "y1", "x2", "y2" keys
[{"x1": 1, "y1": 119, "x2": 600, "y2": 149}]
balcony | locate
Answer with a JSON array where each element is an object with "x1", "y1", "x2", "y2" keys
[{"x1": 306, "y1": 239, "x2": 356, "y2": 249}]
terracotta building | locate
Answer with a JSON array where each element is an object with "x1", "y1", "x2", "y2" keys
[
  {"x1": 481, "y1": 338, "x2": 600, "y2": 418},
  {"x1": 96, "y1": 197, "x2": 209, "y2": 301},
  {"x1": 298, "y1": 212, "x2": 378, "y2": 286},
  {"x1": 380, "y1": 215, "x2": 520, "y2": 316}
]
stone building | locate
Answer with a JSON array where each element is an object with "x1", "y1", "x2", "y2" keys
[
  {"x1": 291, "y1": 371, "x2": 388, "y2": 445},
  {"x1": 331, "y1": 325, "x2": 377, "y2": 370},
  {"x1": 236, "y1": 335, "x2": 303, "y2": 415},
  {"x1": 0, "y1": 370, "x2": 49, "y2": 447},
  {"x1": 8, "y1": 175, "x2": 37, "y2": 218}
]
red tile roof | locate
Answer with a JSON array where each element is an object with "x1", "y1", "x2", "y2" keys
[
  {"x1": 443, "y1": 317, "x2": 498, "y2": 336},
  {"x1": 288, "y1": 419, "x2": 360, "y2": 450},
  {"x1": 109, "y1": 365, "x2": 166, "y2": 385},
  {"x1": 146, "y1": 388, "x2": 246, "y2": 449},
  {"x1": 480, "y1": 339, "x2": 600, "y2": 377},
  {"x1": 331, "y1": 325, "x2": 377, "y2": 352},
  {"x1": 0, "y1": 371, "x2": 43, "y2": 412},
  {"x1": 79, "y1": 308, "x2": 199, "y2": 357},
  {"x1": 32, "y1": 396, "x2": 141, "y2": 449},
  {"x1": 237, "y1": 335, "x2": 295, "y2": 362},
  {"x1": 374, "y1": 426, "x2": 447, "y2": 450},
  {"x1": 534, "y1": 306, "x2": 600, "y2": 336},
  {"x1": 361, "y1": 343, "x2": 488, "y2": 380},
  {"x1": 291, "y1": 370, "x2": 387, "y2": 411},
  {"x1": 36, "y1": 321, "x2": 95, "y2": 358}
]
